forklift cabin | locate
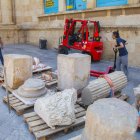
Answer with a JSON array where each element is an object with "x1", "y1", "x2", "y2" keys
[{"x1": 59, "y1": 18, "x2": 103, "y2": 60}]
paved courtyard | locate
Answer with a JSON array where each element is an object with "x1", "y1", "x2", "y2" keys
[{"x1": 0, "y1": 43, "x2": 139, "y2": 140}]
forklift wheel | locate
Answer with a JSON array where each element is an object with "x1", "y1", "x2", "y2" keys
[
  {"x1": 60, "y1": 46, "x2": 68, "y2": 55},
  {"x1": 82, "y1": 51, "x2": 93, "y2": 61}
]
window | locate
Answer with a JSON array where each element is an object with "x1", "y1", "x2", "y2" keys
[
  {"x1": 97, "y1": 0, "x2": 127, "y2": 7},
  {"x1": 44, "y1": 0, "x2": 58, "y2": 14},
  {"x1": 67, "y1": 0, "x2": 87, "y2": 11}
]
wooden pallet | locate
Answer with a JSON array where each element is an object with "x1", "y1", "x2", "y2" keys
[
  {"x1": 33, "y1": 68, "x2": 52, "y2": 76},
  {"x1": 1, "y1": 84, "x2": 14, "y2": 93},
  {"x1": 77, "y1": 93, "x2": 130, "y2": 109},
  {"x1": 23, "y1": 104, "x2": 86, "y2": 140},
  {"x1": 36, "y1": 72, "x2": 58, "y2": 89},
  {"x1": 36, "y1": 76, "x2": 57, "y2": 89},
  {"x1": 3, "y1": 94, "x2": 34, "y2": 115}
]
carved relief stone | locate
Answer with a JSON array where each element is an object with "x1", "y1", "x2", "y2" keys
[{"x1": 34, "y1": 88, "x2": 77, "y2": 129}]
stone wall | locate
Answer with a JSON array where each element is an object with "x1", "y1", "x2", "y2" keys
[
  {"x1": 15, "y1": 0, "x2": 43, "y2": 27},
  {"x1": 0, "y1": 0, "x2": 140, "y2": 67}
]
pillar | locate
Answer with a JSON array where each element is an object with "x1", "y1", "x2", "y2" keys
[
  {"x1": 59, "y1": 0, "x2": 66, "y2": 12},
  {"x1": 1, "y1": 0, "x2": 13, "y2": 24},
  {"x1": 127, "y1": 0, "x2": 140, "y2": 4},
  {"x1": 87, "y1": 0, "x2": 96, "y2": 9}
]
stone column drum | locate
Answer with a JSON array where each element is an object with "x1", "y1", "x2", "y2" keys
[
  {"x1": 1, "y1": 0, "x2": 13, "y2": 24},
  {"x1": 81, "y1": 71, "x2": 127, "y2": 105},
  {"x1": 57, "y1": 53, "x2": 91, "y2": 91},
  {"x1": 81, "y1": 98, "x2": 138, "y2": 140}
]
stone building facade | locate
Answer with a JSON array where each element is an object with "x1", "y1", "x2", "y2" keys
[{"x1": 0, "y1": 0, "x2": 140, "y2": 67}]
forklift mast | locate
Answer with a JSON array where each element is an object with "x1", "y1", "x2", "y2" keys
[
  {"x1": 64, "y1": 19, "x2": 100, "y2": 39},
  {"x1": 60, "y1": 18, "x2": 103, "y2": 61}
]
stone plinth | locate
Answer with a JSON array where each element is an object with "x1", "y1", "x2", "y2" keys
[
  {"x1": 4, "y1": 54, "x2": 32, "y2": 89},
  {"x1": 82, "y1": 98, "x2": 138, "y2": 140},
  {"x1": 57, "y1": 53, "x2": 91, "y2": 91},
  {"x1": 34, "y1": 88, "x2": 77, "y2": 129},
  {"x1": 17, "y1": 78, "x2": 47, "y2": 98}
]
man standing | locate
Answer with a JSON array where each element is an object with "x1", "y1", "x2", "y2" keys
[{"x1": 0, "y1": 37, "x2": 4, "y2": 65}]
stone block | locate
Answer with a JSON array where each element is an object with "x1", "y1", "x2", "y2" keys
[
  {"x1": 1, "y1": 0, "x2": 13, "y2": 24},
  {"x1": 4, "y1": 54, "x2": 32, "y2": 89},
  {"x1": 135, "y1": 43, "x2": 140, "y2": 53},
  {"x1": 19, "y1": 38, "x2": 25, "y2": 43},
  {"x1": 34, "y1": 88, "x2": 77, "y2": 129},
  {"x1": 82, "y1": 98, "x2": 138, "y2": 140},
  {"x1": 58, "y1": 53, "x2": 91, "y2": 91}
]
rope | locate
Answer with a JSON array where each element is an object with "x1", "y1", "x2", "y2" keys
[
  {"x1": 34, "y1": 57, "x2": 40, "y2": 66},
  {"x1": 32, "y1": 65, "x2": 36, "y2": 71},
  {"x1": 43, "y1": 73, "x2": 52, "y2": 82},
  {"x1": 100, "y1": 75, "x2": 115, "y2": 98},
  {"x1": 39, "y1": 64, "x2": 44, "y2": 69}
]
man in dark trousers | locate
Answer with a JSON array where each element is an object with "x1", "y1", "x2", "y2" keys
[{"x1": 0, "y1": 37, "x2": 4, "y2": 65}]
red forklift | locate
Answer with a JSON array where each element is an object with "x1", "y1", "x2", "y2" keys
[{"x1": 58, "y1": 18, "x2": 103, "y2": 60}]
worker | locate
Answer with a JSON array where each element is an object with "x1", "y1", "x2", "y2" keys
[
  {"x1": 112, "y1": 30, "x2": 128, "y2": 79},
  {"x1": 0, "y1": 37, "x2": 4, "y2": 65}
]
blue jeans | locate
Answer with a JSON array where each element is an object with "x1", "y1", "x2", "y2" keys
[{"x1": 0, "y1": 49, "x2": 4, "y2": 65}]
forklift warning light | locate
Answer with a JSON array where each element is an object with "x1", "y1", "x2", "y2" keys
[{"x1": 93, "y1": 37, "x2": 100, "y2": 41}]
